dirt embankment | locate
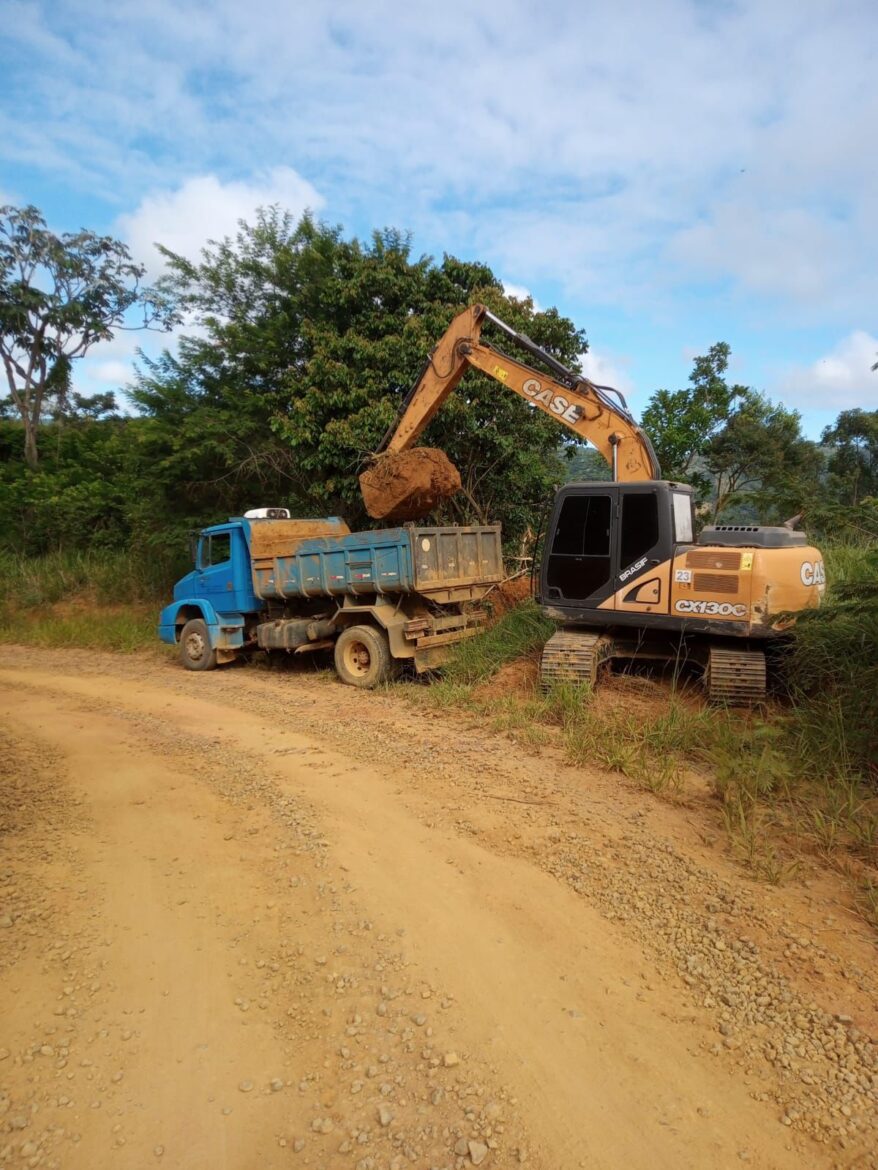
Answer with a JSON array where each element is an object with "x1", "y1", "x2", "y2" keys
[
  {"x1": 0, "y1": 647, "x2": 876, "y2": 1170},
  {"x1": 359, "y1": 448, "x2": 461, "y2": 522}
]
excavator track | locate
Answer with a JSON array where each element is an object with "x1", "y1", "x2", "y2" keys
[
  {"x1": 705, "y1": 646, "x2": 766, "y2": 705},
  {"x1": 540, "y1": 630, "x2": 613, "y2": 690}
]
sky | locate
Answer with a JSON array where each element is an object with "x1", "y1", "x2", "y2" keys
[{"x1": 1, "y1": 0, "x2": 876, "y2": 436}]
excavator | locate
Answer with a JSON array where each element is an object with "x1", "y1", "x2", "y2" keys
[{"x1": 360, "y1": 304, "x2": 826, "y2": 702}]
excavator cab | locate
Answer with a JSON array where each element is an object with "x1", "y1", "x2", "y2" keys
[
  {"x1": 539, "y1": 481, "x2": 695, "y2": 616},
  {"x1": 538, "y1": 480, "x2": 825, "y2": 702}
]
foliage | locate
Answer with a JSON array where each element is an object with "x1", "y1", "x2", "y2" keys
[
  {"x1": 0, "y1": 607, "x2": 158, "y2": 653},
  {"x1": 135, "y1": 210, "x2": 585, "y2": 544},
  {"x1": 704, "y1": 390, "x2": 821, "y2": 521},
  {"x1": 0, "y1": 547, "x2": 181, "y2": 611},
  {"x1": 561, "y1": 444, "x2": 612, "y2": 483},
  {"x1": 438, "y1": 599, "x2": 553, "y2": 685},
  {"x1": 0, "y1": 204, "x2": 174, "y2": 467},
  {"x1": 0, "y1": 202, "x2": 872, "y2": 592},
  {"x1": 784, "y1": 543, "x2": 878, "y2": 785},
  {"x1": 821, "y1": 408, "x2": 878, "y2": 506},
  {"x1": 641, "y1": 342, "x2": 745, "y2": 498}
]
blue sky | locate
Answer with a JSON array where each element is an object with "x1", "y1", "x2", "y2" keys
[{"x1": 2, "y1": 0, "x2": 876, "y2": 437}]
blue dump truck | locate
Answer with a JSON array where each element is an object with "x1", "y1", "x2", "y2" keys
[{"x1": 158, "y1": 510, "x2": 503, "y2": 687}]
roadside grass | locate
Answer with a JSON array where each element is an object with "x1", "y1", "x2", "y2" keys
[
  {"x1": 0, "y1": 606, "x2": 160, "y2": 653},
  {"x1": 0, "y1": 548, "x2": 176, "y2": 652},
  {"x1": 440, "y1": 601, "x2": 554, "y2": 685},
  {"x1": 0, "y1": 547, "x2": 181, "y2": 608},
  {"x1": 780, "y1": 544, "x2": 878, "y2": 788}
]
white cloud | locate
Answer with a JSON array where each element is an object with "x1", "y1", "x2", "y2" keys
[
  {"x1": 117, "y1": 168, "x2": 324, "y2": 274},
  {"x1": 2, "y1": 0, "x2": 876, "y2": 327},
  {"x1": 579, "y1": 348, "x2": 636, "y2": 402},
  {"x1": 780, "y1": 331, "x2": 878, "y2": 412},
  {"x1": 501, "y1": 281, "x2": 541, "y2": 310},
  {"x1": 669, "y1": 205, "x2": 853, "y2": 304}
]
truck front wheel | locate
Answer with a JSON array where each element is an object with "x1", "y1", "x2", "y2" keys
[
  {"x1": 179, "y1": 618, "x2": 218, "y2": 671},
  {"x1": 334, "y1": 625, "x2": 396, "y2": 688}
]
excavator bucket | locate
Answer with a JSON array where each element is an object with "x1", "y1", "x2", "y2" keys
[{"x1": 359, "y1": 448, "x2": 461, "y2": 522}]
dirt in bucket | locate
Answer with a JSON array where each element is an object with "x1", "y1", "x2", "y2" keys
[{"x1": 359, "y1": 448, "x2": 461, "y2": 522}]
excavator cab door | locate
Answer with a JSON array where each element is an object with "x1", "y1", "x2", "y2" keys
[
  {"x1": 611, "y1": 484, "x2": 673, "y2": 615},
  {"x1": 542, "y1": 486, "x2": 619, "y2": 608}
]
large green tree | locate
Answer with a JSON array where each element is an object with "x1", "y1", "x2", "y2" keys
[
  {"x1": 133, "y1": 209, "x2": 586, "y2": 543},
  {"x1": 705, "y1": 391, "x2": 821, "y2": 520},
  {"x1": 0, "y1": 204, "x2": 173, "y2": 467},
  {"x1": 821, "y1": 408, "x2": 878, "y2": 506},
  {"x1": 641, "y1": 342, "x2": 746, "y2": 498}
]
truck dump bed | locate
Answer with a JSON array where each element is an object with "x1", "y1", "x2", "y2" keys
[{"x1": 250, "y1": 523, "x2": 502, "y2": 604}]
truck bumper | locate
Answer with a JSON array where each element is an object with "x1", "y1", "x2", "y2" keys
[{"x1": 157, "y1": 600, "x2": 247, "y2": 651}]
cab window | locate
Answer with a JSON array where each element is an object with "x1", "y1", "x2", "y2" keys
[
  {"x1": 199, "y1": 532, "x2": 232, "y2": 568},
  {"x1": 672, "y1": 493, "x2": 694, "y2": 544},
  {"x1": 546, "y1": 494, "x2": 613, "y2": 600},
  {"x1": 620, "y1": 493, "x2": 659, "y2": 568}
]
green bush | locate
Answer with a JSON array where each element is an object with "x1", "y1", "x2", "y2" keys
[{"x1": 784, "y1": 545, "x2": 878, "y2": 785}]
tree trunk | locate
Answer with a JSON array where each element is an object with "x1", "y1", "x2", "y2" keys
[{"x1": 23, "y1": 419, "x2": 39, "y2": 468}]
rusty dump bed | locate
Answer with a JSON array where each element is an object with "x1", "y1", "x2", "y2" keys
[{"x1": 248, "y1": 521, "x2": 502, "y2": 604}]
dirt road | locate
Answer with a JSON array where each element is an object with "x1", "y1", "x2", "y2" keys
[{"x1": 0, "y1": 648, "x2": 875, "y2": 1170}]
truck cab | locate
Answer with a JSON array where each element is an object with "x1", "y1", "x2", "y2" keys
[
  {"x1": 158, "y1": 521, "x2": 259, "y2": 667},
  {"x1": 189, "y1": 523, "x2": 259, "y2": 615}
]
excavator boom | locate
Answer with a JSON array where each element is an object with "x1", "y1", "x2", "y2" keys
[
  {"x1": 377, "y1": 304, "x2": 660, "y2": 479},
  {"x1": 361, "y1": 303, "x2": 660, "y2": 521}
]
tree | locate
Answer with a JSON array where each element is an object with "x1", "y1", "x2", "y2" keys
[
  {"x1": 133, "y1": 209, "x2": 586, "y2": 543},
  {"x1": 0, "y1": 204, "x2": 174, "y2": 467},
  {"x1": 641, "y1": 343, "x2": 746, "y2": 498},
  {"x1": 704, "y1": 391, "x2": 821, "y2": 520},
  {"x1": 822, "y1": 408, "x2": 878, "y2": 507}
]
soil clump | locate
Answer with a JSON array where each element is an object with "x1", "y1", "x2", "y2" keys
[{"x1": 359, "y1": 448, "x2": 461, "y2": 522}]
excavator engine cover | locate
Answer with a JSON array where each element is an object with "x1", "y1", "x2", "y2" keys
[{"x1": 359, "y1": 448, "x2": 461, "y2": 522}]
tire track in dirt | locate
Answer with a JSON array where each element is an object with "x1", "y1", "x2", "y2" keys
[{"x1": 4, "y1": 657, "x2": 873, "y2": 1168}]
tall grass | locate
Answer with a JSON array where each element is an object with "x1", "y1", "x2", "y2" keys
[
  {"x1": 784, "y1": 544, "x2": 878, "y2": 786},
  {"x1": 0, "y1": 548, "x2": 183, "y2": 652},
  {"x1": 440, "y1": 599, "x2": 554, "y2": 685},
  {"x1": 0, "y1": 547, "x2": 181, "y2": 610},
  {"x1": 0, "y1": 609, "x2": 160, "y2": 653}
]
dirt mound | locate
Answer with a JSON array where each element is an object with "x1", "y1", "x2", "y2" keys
[
  {"x1": 360, "y1": 448, "x2": 461, "y2": 522},
  {"x1": 473, "y1": 655, "x2": 540, "y2": 700},
  {"x1": 485, "y1": 575, "x2": 533, "y2": 619}
]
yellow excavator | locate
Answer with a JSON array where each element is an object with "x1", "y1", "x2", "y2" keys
[{"x1": 361, "y1": 304, "x2": 826, "y2": 702}]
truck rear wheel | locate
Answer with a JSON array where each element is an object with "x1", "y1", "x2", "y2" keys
[
  {"x1": 334, "y1": 625, "x2": 395, "y2": 688},
  {"x1": 179, "y1": 618, "x2": 218, "y2": 671}
]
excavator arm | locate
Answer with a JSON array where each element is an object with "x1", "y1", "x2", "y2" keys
[{"x1": 377, "y1": 303, "x2": 660, "y2": 481}]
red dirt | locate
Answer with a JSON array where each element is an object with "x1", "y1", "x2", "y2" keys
[
  {"x1": 359, "y1": 448, "x2": 461, "y2": 522},
  {"x1": 484, "y1": 575, "x2": 533, "y2": 620},
  {"x1": 473, "y1": 655, "x2": 540, "y2": 700}
]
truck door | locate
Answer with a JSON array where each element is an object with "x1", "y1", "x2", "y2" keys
[
  {"x1": 611, "y1": 486, "x2": 672, "y2": 615},
  {"x1": 196, "y1": 530, "x2": 233, "y2": 610},
  {"x1": 543, "y1": 488, "x2": 618, "y2": 608}
]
